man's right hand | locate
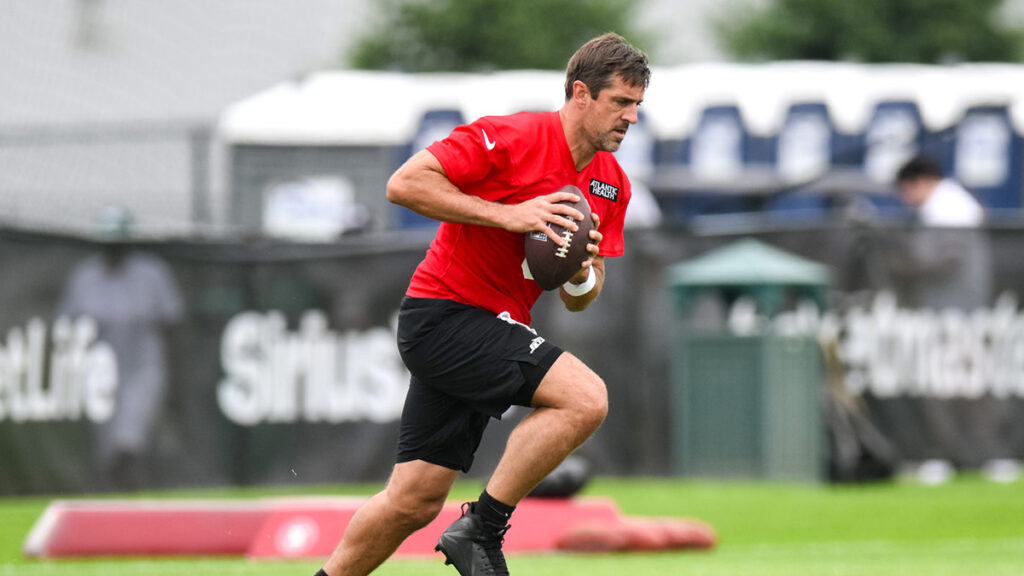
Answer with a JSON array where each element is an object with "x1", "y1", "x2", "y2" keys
[{"x1": 501, "y1": 191, "x2": 585, "y2": 245}]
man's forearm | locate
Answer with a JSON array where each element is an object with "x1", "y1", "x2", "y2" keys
[{"x1": 387, "y1": 150, "x2": 509, "y2": 228}]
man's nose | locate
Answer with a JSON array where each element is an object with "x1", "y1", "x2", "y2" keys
[{"x1": 623, "y1": 103, "x2": 639, "y2": 124}]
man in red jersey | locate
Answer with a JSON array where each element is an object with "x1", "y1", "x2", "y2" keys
[{"x1": 316, "y1": 33, "x2": 649, "y2": 576}]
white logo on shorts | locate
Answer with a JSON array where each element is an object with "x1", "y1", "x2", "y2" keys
[
  {"x1": 497, "y1": 311, "x2": 545, "y2": 354},
  {"x1": 529, "y1": 336, "x2": 545, "y2": 354}
]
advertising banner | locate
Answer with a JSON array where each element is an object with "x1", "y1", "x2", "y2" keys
[{"x1": 2, "y1": 223, "x2": 1023, "y2": 493}]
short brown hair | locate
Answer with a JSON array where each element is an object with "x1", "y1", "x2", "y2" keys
[
  {"x1": 896, "y1": 155, "x2": 944, "y2": 184},
  {"x1": 564, "y1": 33, "x2": 650, "y2": 101}
]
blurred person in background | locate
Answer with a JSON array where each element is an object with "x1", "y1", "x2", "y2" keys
[
  {"x1": 58, "y1": 205, "x2": 184, "y2": 490},
  {"x1": 888, "y1": 154, "x2": 996, "y2": 477},
  {"x1": 315, "y1": 33, "x2": 649, "y2": 576},
  {"x1": 895, "y1": 154, "x2": 984, "y2": 227}
]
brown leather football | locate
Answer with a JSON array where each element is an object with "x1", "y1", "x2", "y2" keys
[{"x1": 524, "y1": 185, "x2": 594, "y2": 291}]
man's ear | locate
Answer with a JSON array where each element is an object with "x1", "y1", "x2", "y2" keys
[{"x1": 572, "y1": 80, "x2": 591, "y2": 105}]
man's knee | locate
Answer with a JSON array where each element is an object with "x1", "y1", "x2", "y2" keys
[
  {"x1": 384, "y1": 467, "x2": 452, "y2": 529},
  {"x1": 535, "y1": 353, "x2": 609, "y2": 432},
  {"x1": 575, "y1": 373, "x2": 608, "y2": 432},
  {"x1": 388, "y1": 492, "x2": 445, "y2": 530}
]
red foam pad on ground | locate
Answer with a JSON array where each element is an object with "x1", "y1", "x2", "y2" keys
[{"x1": 24, "y1": 497, "x2": 625, "y2": 559}]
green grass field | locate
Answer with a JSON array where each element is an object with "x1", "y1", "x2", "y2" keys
[{"x1": 2, "y1": 475, "x2": 1023, "y2": 575}]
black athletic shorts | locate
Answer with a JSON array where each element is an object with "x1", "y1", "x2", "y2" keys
[{"x1": 395, "y1": 296, "x2": 563, "y2": 472}]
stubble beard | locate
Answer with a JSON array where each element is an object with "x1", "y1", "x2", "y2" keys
[{"x1": 597, "y1": 128, "x2": 626, "y2": 153}]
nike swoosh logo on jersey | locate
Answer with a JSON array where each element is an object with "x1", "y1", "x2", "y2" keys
[{"x1": 482, "y1": 129, "x2": 496, "y2": 150}]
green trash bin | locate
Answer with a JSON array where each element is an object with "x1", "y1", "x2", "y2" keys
[{"x1": 667, "y1": 239, "x2": 829, "y2": 482}]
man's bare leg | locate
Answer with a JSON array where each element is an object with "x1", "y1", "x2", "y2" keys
[
  {"x1": 486, "y1": 352, "x2": 608, "y2": 505},
  {"x1": 320, "y1": 460, "x2": 459, "y2": 576}
]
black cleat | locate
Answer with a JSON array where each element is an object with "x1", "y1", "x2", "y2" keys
[{"x1": 435, "y1": 502, "x2": 510, "y2": 575}]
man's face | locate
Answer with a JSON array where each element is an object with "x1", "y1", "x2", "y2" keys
[
  {"x1": 899, "y1": 177, "x2": 937, "y2": 207},
  {"x1": 580, "y1": 75, "x2": 644, "y2": 153}
]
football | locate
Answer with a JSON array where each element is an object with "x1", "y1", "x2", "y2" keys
[{"x1": 524, "y1": 185, "x2": 594, "y2": 291}]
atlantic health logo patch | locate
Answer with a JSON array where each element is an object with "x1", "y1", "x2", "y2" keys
[{"x1": 589, "y1": 179, "x2": 619, "y2": 202}]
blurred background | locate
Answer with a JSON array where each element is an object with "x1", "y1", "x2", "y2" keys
[{"x1": 3, "y1": 0, "x2": 1024, "y2": 495}]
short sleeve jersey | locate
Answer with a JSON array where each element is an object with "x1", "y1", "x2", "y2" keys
[{"x1": 407, "y1": 111, "x2": 632, "y2": 324}]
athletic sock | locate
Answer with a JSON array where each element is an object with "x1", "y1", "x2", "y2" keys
[
  {"x1": 314, "y1": 569, "x2": 329, "y2": 576},
  {"x1": 476, "y1": 489, "x2": 515, "y2": 532}
]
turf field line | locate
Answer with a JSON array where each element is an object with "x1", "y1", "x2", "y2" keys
[
  {"x1": 726, "y1": 536, "x2": 1024, "y2": 556},
  {"x1": 5, "y1": 538, "x2": 1024, "y2": 575}
]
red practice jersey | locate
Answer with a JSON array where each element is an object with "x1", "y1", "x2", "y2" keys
[{"x1": 406, "y1": 111, "x2": 631, "y2": 324}]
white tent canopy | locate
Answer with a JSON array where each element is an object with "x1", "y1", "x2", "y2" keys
[{"x1": 219, "y1": 63, "x2": 1024, "y2": 146}]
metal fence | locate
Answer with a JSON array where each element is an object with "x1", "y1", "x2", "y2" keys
[{"x1": 0, "y1": 122, "x2": 215, "y2": 237}]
